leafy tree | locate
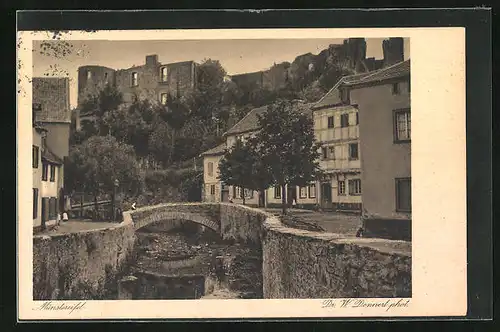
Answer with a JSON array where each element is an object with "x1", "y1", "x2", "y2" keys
[
  {"x1": 157, "y1": 93, "x2": 192, "y2": 165},
  {"x1": 65, "y1": 135, "x2": 142, "y2": 215},
  {"x1": 196, "y1": 58, "x2": 227, "y2": 88},
  {"x1": 218, "y1": 138, "x2": 273, "y2": 205},
  {"x1": 218, "y1": 140, "x2": 257, "y2": 205},
  {"x1": 80, "y1": 85, "x2": 124, "y2": 135},
  {"x1": 147, "y1": 121, "x2": 173, "y2": 168},
  {"x1": 102, "y1": 100, "x2": 154, "y2": 158},
  {"x1": 253, "y1": 99, "x2": 323, "y2": 214}
]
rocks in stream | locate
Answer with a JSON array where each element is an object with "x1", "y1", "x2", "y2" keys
[{"x1": 133, "y1": 230, "x2": 263, "y2": 299}]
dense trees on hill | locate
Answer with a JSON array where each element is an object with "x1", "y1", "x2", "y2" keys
[{"x1": 66, "y1": 46, "x2": 363, "y2": 208}]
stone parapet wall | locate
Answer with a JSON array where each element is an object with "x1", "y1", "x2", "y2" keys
[
  {"x1": 33, "y1": 215, "x2": 135, "y2": 300},
  {"x1": 33, "y1": 202, "x2": 411, "y2": 300},
  {"x1": 262, "y1": 216, "x2": 411, "y2": 298},
  {"x1": 217, "y1": 203, "x2": 411, "y2": 298}
]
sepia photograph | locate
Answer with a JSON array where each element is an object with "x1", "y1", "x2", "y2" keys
[{"x1": 17, "y1": 26, "x2": 467, "y2": 320}]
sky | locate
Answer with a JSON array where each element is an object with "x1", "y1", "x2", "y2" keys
[{"x1": 33, "y1": 38, "x2": 410, "y2": 108}]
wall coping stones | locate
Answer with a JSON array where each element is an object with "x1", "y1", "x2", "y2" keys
[
  {"x1": 34, "y1": 203, "x2": 410, "y2": 258},
  {"x1": 218, "y1": 203, "x2": 411, "y2": 257}
]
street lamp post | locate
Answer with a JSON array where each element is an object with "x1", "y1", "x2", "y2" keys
[{"x1": 113, "y1": 179, "x2": 120, "y2": 221}]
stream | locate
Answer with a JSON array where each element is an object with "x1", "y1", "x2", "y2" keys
[{"x1": 120, "y1": 220, "x2": 263, "y2": 299}]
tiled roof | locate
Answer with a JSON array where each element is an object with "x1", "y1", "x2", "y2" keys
[
  {"x1": 225, "y1": 102, "x2": 314, "y2": 136},
  {"x1": 32, "y1": 77, "x2": 71, "y2": 123},
  {"x1": 312, "y1": 72, "x2": 373, "y2": 109},
  {"x1": 343, "y1": 59, "x2": 410, "y2": 86},
  {"x1": 224, "y1": 105, "x2": 269, "y2": 135},
  {"x1": 312, "y1": 60, "x2": 410, "y2": 109},
  {"x1": 200, "y1": 143, "x2": 226, "y2": 157},
  {"x1": 42, "y1": 147, "x2": 63, "y2": 165}
]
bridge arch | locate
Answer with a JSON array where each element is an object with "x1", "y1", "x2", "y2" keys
[{"x1": 133, "y1": 210, "x2": 220, "y2": 233}]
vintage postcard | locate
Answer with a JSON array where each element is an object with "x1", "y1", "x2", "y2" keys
[{"x1": 17, "y1": 27, "x2": 466, "y2": 320}]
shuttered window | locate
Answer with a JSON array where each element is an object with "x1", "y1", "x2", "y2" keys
[
  {"x1": 33, "y1": 188, "x2": 38, "y2": 219},
  {"x1": 396, "y1": 178, "x2": 412, "y2": 212},
  {"x1": 50, "y1": 165, "x2": 56, "y2": 182}
]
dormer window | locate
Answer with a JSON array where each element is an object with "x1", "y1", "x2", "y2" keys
[
  {"x1": 87, "y1": 71, "x2": 92, "y2": 79},
  {"x1": 340, "y1": 88, "x2": 350, "y2": 104},
  {"x1": 104, "y1": 72, "x2": 108, "y2": 83},
  {"x1": 131, "y1": 72, "x2": 138, "y2": 87},
  {"x1": 161, "y1": 67, "x2": 168, "y2": 82}
]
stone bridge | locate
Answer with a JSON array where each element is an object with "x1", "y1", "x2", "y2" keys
[{"x1": 130, "y1": 203, "x2": 221, "y2": 233}]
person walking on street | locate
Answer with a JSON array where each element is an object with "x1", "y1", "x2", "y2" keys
[{"x1": 62, "y1": 211, "x2": 69, "y2": 223}]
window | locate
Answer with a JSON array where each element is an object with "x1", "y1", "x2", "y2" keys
[
  {"x1": 349, "y1": 143, "x2": 359, "y2": 160},
  {"x1": 42, "y1": 162, "x2": 48, "y2": 181},
  {"x1": 328, "y1": 146, "x2": 335, "y2": 160},
  {"x1": 338, "y1": 181, "x2": 346, "y2": 195},
  {"x1": 104, "y1": 72, "x2": 108, "y2": 80},
  {"x1": 49, "y1": 197, "x2": 57, "y2": 220},
  {"x1": 348, "y1": 179, "x2": 362, "y2": 195},
  {"x1": 33, "y1": 188, "x2": 38, "y2": 219},
  {"x1": 50, "y1": 165, "x2": 56, "y2": 182},
  {"x1": 244, "y1": 189, "x2": 253, "y2": 199},
  {"x1": 299, "y1": 187, "x2": 308, "y2": 199},
  {"x1": 394, "y1": 109, "x2": 411, "y2": 142},
  {"x1": 234, "y1": 186, "x2": 243, "y2": 199},
  {"x1": 274, "y1": 186, "x2": 281, "y2": 199},
  {"x1": 327, "y1": 116, "x2": 335, "y2": 128},
  {"x1": 392, "y1": 82, "x2": 400, "y2": 95},
  {"x1": 356, "y1": 112, "x2": 359, "y2": 125},
  {"x1": 207, "y1": 162, "x2": 214, "y2": 177},
  {"x1": 210, "y1": 185, "x2": 216, "y2": 195},
  {"x1": 308, "y1": 184, "x2": 316, "y2": 198},
  {"x1": 87, "y1": 71, "x2": 92, "y2": 79},
  {"x1": 340, "y1": 113, "x2": 349, "y2": 128},
  {"x1": 321, "y1": 147, "x2": 328, "y2": 160},
  {"x1": 160, "y1": 93, "x2": 168, "y2": 105},
  {"x1": 161, "y1": 67, "x2": 168, "y2": 82},
  {"x1": 340, "y1": 88, "x2": 350, "y2": 104},
  {"x1": 131, "y1": 72, "x2": 138, "y2": 86},
  {"x1": 32, "y1": 146, "x2": 39, "y2": 168},
  {"x1": 396, "y1": 178, "x2": 412, "y2": 212}
]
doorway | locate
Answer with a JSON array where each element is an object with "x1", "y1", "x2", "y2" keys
[
  {"x1": 321, "y1": 182, "x2": 333, "y2": 209},
  {"x1": 287, "y1": 186, "x2": 297, "y2": 207},
  {"x1": 41, "y1": 197, "x2": 48, "y2": 229},
  {"x1": 221, "y1": 189, "x2": 229, "y2": 202},
  {"x1": 258, "y1": 190, "x2": 266, "y2": 207}
]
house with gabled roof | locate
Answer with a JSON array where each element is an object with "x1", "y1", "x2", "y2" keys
[
  {"x1": 310, "y1": 59, "x2": 411, "y2": 219},
  {"x1": 346, "y1": 59, "x2": 411, "y2": 240},
  {"x1": 200, "y1": 101, "x2": 318, "y2": 208},
  {"x1": 32, "y1": 77, "x2": 71, "y2": 230},
  {"x1": 310, "y1": 73, "x2": 373, "y2": 213}
]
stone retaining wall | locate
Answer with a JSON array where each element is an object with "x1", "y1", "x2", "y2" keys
[
  {"x1": 220, "y1": 204, "x2": 411, "y2": 298},
  {"x1": 33, "y1": 214, "x2": 136, "y2": 300},
  {"x1": 33, "y1": 203, "x2": 411, "y2": 300}
]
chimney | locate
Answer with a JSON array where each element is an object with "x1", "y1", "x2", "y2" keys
[
  {"x1": 145, "y1": 54, "x2": 158, "y2": 67},
  {"x1": 382, "y1": 38, "x2": 404, "y2": 67}
]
